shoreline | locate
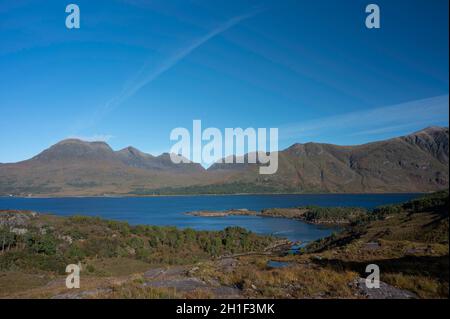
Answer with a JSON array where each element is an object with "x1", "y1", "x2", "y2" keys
[{"x1": 0, "y1": 191, "x2": 428, "y2": 199}]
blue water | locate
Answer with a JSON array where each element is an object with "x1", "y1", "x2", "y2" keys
[
  {"x1": 0, "y1": 193, "x2": 420, "y2": 243},
  {"x1": 267, "y1": 260, "x2": 293, "y2": 268}
]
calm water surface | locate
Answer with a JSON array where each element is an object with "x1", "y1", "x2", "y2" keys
[{"x1": 0, "y1": 193, "x2": 420, "y2": 243}]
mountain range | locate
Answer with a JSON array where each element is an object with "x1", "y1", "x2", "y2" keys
[{"x1": 0, "y1": 126, "x2": 448, "y2": 196}]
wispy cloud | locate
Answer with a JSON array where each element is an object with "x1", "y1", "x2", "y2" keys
[
  {"x1": 80, "y1": 9, "x2": 260, "y2": 130},
  {"x1": 279, "y1": 94, "x2": 449, "y2": 142}
]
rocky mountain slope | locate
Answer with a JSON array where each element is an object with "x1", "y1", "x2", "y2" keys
[
  {"x1": 208, "y1": 126, "x2": 449, "y2": 193},
  {"x1": 0, "y1": 127, "x2": 448, "y2": 196}
]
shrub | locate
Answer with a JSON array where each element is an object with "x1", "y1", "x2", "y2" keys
[{"x1": 25, "y1": 234, "x2": 58, "y2": 255}]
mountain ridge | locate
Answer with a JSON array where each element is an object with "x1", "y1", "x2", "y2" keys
[{"x1": 0, "y1": 127, "x2": 448, "y2": 196}]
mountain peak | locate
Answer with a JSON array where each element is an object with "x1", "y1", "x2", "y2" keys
[
  {"x1": 56, "y1": 138, "x2": 109, "y2": 146},
  {"x1": 117, "y1": 146, "x2": 153, "y2": 158},
  {"x1": 400, "y1": 126, "x2": 449, "y2": 164},
  {"x1": 33, "y1": 138, "x2": 115, "y2": 162},
  {"x1": 411, "y1": 126, "x2": 448, "y2": 136}
]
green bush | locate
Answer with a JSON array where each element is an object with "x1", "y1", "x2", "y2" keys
[
  {"x1": 0, "y1": 213, "x2": 277, "y2": 272},
  {"x1": 301, "y1": 206, "x2": 367, "y2": 223},
  {"x1": 403, "y1": 190, "x2": 449, "y2": 214},
  {"x1": 25, "y1": 234, "x2": 58, "y2": 255},
  {"x1": 372, "y1": 205, "x2": 403, "y2": 219}
]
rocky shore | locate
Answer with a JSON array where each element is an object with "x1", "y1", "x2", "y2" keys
[{"x1": 186, "y1": 208, "x2": 258, "y2": 217}]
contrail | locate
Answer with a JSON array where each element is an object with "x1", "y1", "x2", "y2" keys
[{"x1": 83, "y1": 10, "x2": 260, "y2": 129}]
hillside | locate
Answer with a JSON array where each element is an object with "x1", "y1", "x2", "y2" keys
[
  {"x1": 207, "y1": 126, "x2": 449, "y2": 193},
  {"x1": 193, "y1": 190, "x2": 449, "y2": 299},
  {"x1": 0, "y1": 127, "x2": 448, "y2": 196},
  {"x1": 0, "y1": 191, "x2": 447, "y2": 298},
  {"x1": 0, "y1": 139, "x2": 208, "y2": 196}
]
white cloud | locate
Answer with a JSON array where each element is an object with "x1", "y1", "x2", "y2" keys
[{"x1": 279, "y1": 94, "x2": 449, "y2": 141}]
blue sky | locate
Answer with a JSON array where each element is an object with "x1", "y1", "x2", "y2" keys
[{"x1": 0, "y1": 0, "x2": 448, "y2": 164}]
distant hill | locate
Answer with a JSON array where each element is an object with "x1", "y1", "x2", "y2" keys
[{"x1": 0, "y1": 127, "x2": 448, "y2": 196}]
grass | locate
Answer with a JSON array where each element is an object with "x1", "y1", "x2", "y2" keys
[
  {"x1": 0, "y1": 271, "x2": 53, "y2": 296},
  {"x1": 382, "y1": 273, "x2": 447, "y2": 299},
  {"x1": 194, "y1": 256, "x2": 359, "y2": 298},
  {"x1": 84, "y1": 257, "x2": 152, "y2": 277},
  {"x1": 96, "y1": 282, "x2": 180, "y2": 299}
]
